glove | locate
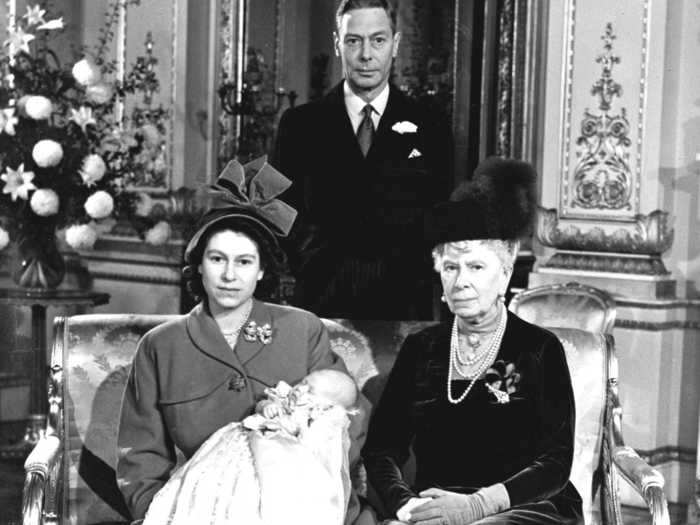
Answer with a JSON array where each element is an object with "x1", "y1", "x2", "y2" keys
[
  {"x1": 407, "y1": 484, "x2": 509, "y2": 525},
  {"x1": 406, "y1": 488, "x2": 484, "y2": 525},
  {"x1": 396, "y1": 497, "x2": 432, "y2": 521}
]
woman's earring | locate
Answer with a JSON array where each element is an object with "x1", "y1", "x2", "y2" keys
[{"x1": 440, "y1": 294, "x2": 447, "y2": 303}]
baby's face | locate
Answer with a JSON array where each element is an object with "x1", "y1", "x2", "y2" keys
[
  {"x1": 302, "y1": 374, "x2": 333, "y2": 400},
  {"x1": 302, "y1": 372, "x2": 356, "y2": 409}
]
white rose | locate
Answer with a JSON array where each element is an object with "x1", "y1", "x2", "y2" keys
[
  {"x1": 80, "y1": 154, "x2": 107, "y2": 186},
  {"x1": 134, "y1": 192, "x2": 153, "y2": 217},
  {"x1": 86, "y1": 82, "x2": 113, "y2": 104},
  {"x1": 32, "y1": 139, "x2": 63, "y2": 167},
  {"x1": 64, "y1": 223, "x2": 98, "y2": 250},
  {"x1": 24, "y1": 95, "x2": 53, "y2": 119},
  {"x1": 84, "y1": 190, "x2": 114, "y2": 219},
  {"x1": 30, "y1": 188, "x2": 60, "y2": 216},
  {"x1": 72, "y1": 57, "x2": 100, "y2": 86},
  {"x1": 0, "y1": 226, "x2": 9, "y2": 250},
  {"x1": 140, "y1": 124, "x2": 161, "y2": 146},
  {"x1": 145, "y1": 221, "x2": 171, "y2": 245}
]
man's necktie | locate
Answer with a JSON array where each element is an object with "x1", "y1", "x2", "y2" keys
[{"x1": 357, "y1": 104, "x2": 375, "y2": 157}]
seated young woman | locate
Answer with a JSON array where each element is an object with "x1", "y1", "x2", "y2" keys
[
  {"x1": 362, "y1": 158, "x2": 583, "y2": 525},
  {"x1": 116, "y1": 158, "x2": 367, "y2": 524}
]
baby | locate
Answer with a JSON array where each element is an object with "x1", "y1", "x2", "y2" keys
[
  {"x1": 143, "y1": 369, "x2": 358, "y2": 525},
  {"x1": 249, "y1": 369, "x2": 358, "y2": 435}
]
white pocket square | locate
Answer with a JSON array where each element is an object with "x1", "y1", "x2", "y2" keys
[
  {"x1": 392, "y1": 121, "x2": 418, "y2": 134},
  {"x1": 408, "y1": 148, "x2": 422, "y2": 159}
]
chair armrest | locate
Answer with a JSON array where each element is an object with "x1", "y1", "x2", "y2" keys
[
  {"x1": 612, "y1": 446, "x2": 670, "y2": 525},
  {"x1": 22, "y1": 435, "x2": 61, "y2": 525}
]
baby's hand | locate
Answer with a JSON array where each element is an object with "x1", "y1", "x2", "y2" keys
[{"x1": 262, "y1": 403, "x2": 282, "y2": 419}]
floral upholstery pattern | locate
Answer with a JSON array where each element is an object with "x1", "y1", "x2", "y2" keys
[
  {"x1": 61, "y1": 315, "x2": 177, "y2": 524},
  {"x1": 54, "y1": 315, "x2": 607, "y2": 524}
]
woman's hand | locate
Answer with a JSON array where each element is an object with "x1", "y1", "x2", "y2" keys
[{"x1": 406, "y1": 488, "x2": 485, "y2": 525}]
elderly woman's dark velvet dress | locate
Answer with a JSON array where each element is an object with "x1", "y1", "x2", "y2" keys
[{"x1": 362, "y1": 311, "x2": 583, "y2": 524}]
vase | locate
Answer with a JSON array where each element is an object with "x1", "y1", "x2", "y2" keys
[{"x1": 12, "y1": 231, "x2": 66, "y2": 289}]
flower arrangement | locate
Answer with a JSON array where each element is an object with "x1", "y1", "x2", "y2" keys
[{"x1": 0, "y1": 2, "x2": 171, "y2": 286}]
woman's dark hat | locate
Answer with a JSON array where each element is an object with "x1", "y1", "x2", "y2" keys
[
  {"x1": 424, "y1": 157, "x2": 537, "y2": 246},
  {"x1": 184, "y1": 156, "x2": 297, "y2": 263}
]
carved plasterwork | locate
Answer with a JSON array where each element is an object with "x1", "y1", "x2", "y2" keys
[
  {"x1": 114, "y1": 0, "x2": 179, "y2": 192},
  {"x1": 573, "y1": 24, "x2": 631, "y2": 212},
  {"x1": 536, "y1": 206, "x2": 674, "y2": 255},
  {"x1": 495, "y1": 0, "x2": 514, "y2": 157},
  {"x1": 218, "y1": 0, "x2": 241, "y2": 167},
  {"x1": 540, "y1": 252, "x2": 669, "y2": 276},
  {"x1": 560, "y1": 1, "x2": 651, "y2": 220}
]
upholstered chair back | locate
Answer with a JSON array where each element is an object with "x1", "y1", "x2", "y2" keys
[
  {"x1": 42, "y1": 315, "x2": 625, "y2": 524},
  {"x1": 55, "y1": 314, "x2": 177, "y2": 524},
  {"x1": 547, "y1": 327, "x2": 609, "y2": 524},
  {"x1": 509, "y1": 282, "x2": 616, "y2": 334}
]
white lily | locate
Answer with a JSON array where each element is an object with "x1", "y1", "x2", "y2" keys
[
  {"x1": 37, "y1": 18, "x2": 65, "y2": 31},
  {"x1": 1, "y1": 164, "x2": 37, "y2": 201},
  {"x1": 70, "y1": 106, "x2": 97, "y2": 132},
  {"x1": 3, "y1": 27, "x2": 35, "y2": 56},
  {"x1": 22, "y1": 5, "x2": 46, "y2": 26}
]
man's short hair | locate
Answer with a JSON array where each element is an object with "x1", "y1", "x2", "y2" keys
[{"x1": 335, "y1": 0, "x2": 397, "y2": 34}]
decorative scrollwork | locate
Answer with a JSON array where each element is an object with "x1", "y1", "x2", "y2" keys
[
  {"x1": 572, "y1": 23, "x2": 632, "y2": 211},
  {"x1": 536, "y1": 206, "x2": 674, "y2": 255}
]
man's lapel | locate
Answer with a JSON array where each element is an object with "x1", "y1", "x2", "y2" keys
[{"x1": 323, "y1": 82, "x2": 368, "y2": 163}]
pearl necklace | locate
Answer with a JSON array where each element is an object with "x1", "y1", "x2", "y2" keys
[
  {"x1": 447, "y1": 303, "x2": 507, "y2": 404},
  {"x1": 220, "y1": 300, "x2": 253, "y2": 348},
  {"x1": 454, "y1": 333, "x2": 484, "y2": 366}
]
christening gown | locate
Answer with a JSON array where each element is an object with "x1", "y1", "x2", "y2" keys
[{"x1": 142, "y1": 381, "x2": 353, "y2": 525}]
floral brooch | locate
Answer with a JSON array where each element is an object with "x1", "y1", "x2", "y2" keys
[
  {"x1": 243, "y1": 320, "x2": 273, "y2": 344},
  {"x1": 484, "y1": 360, "x2": 521, "y2": 404}
]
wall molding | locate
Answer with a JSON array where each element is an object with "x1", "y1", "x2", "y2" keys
[
  {"x1": 615, "y1": 319, "x2": 700, "y2": 331},
  {"x1": 89, "y1": 271, "x2": 181, "y2": 286}
]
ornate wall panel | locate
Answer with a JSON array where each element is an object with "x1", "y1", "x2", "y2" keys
[
  {"x1": 113, "y1": 0, "x2": 182, "y2": 192},
  {"x1": 558, "y1": 0, "x2": 651, "y2": 221}
]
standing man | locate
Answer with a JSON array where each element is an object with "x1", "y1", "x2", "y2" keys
[{"x1": 273, "y1": 0, "x2": 453, "y2": 320}]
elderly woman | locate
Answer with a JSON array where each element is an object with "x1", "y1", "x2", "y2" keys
[
  {"x1": 116, "y1": 158, "x2": 365, "y2": 524},
  {"x1": 362, "y1": 158, "x2": 582, "y2": 525}
]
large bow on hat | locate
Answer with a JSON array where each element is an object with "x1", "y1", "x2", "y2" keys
[{"x1": 209, "y1": 156, "x2": 297, "y2": 236}]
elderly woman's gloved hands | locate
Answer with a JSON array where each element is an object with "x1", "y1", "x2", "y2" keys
[
  {"x1": 406, "y1": 488, "x2": 484, "y2": 524},
  {"x1": 402, "y1": 484, "x2": 510, "y2": 525}
]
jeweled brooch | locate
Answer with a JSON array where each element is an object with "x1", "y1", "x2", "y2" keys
[
  {"x1": 242, "y1": 320, "x2": 273, "y2": 344},
  {"x1": 485, "y1": 383, "x2": 510, "y2": 404}
]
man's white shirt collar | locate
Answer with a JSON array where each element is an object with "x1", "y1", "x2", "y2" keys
[{"x1": 344, "y1": 81, "x2": 389, "y2": 132}]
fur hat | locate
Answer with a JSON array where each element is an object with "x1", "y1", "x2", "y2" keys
[{"x1": 424, "y1": 157, "x2": 537, "y2": 246}]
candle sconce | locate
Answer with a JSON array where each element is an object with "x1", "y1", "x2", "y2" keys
[{"x1": 218, "y1": 47, "x2": 297, "y2": 162}]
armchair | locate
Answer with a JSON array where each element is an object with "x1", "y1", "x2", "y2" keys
[
  {"x1": 510, "y1": 282, "x2": 669, "y2": 525},
  {"x1": 22, "y1": 313, "x2": 669, "y2": 524},
  {"x1": 509, "y1": 281, "x2": 617, "y2": 333}
]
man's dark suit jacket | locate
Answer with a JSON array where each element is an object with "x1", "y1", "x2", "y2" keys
[{"x1": 273, "y1": 82, "x2": 453, "y2": 320}]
